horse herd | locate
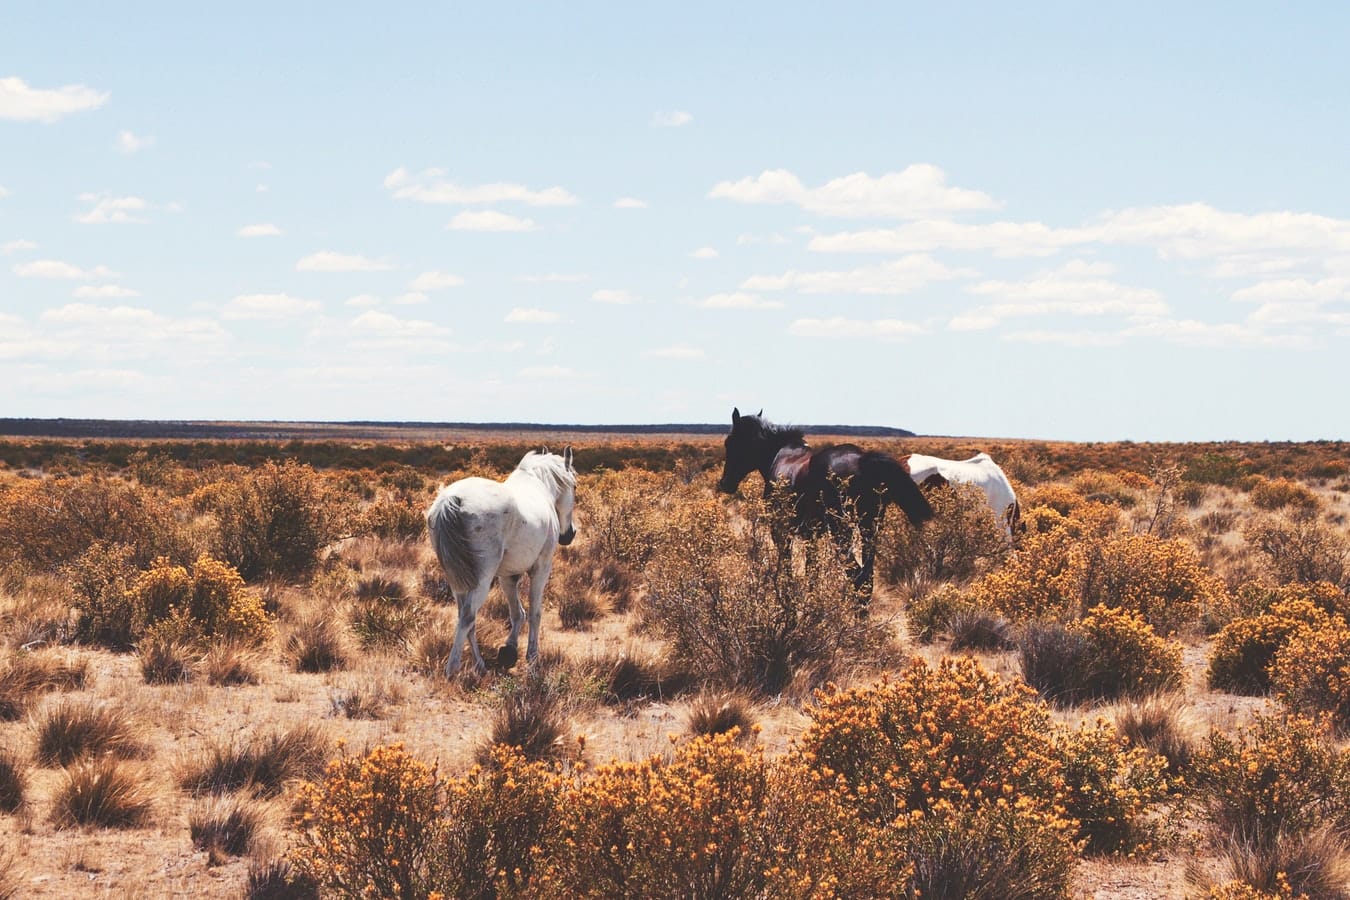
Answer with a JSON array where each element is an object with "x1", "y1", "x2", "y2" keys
[{"x1": 427, "y1": 408, "x2": 1019, "y2": 678}]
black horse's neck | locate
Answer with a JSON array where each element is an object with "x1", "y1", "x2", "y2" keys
[{"x1": 753, "y1": 421, "x2": 807, "y2": 481}]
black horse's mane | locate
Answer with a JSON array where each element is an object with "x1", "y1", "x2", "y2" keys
[{"x1": 756, "y1": 416, "x2": 807, "y2": 448}]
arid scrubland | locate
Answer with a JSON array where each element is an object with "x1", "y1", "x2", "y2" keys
[{"x1": 1, "y1": 436, "x2": 1349, "y2": 898}]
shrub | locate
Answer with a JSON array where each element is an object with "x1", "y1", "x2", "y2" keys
[
  {"x1": 190, "y1": 794, "x2": 266, "y2": 861},
  {"x1": 0, "y1": 748, "x2": 25, "y2": 814},
  {"x1": 1056, "y1": 718, "x2": 1172, "y2": 855},
  {"x1": 126, "y1": 555, "x2": 274, "y2": 647},
  {"x1": 1245, "y1": 513, "x2": 1349, "y2": 588},
  {"x1": 137, "y1": 632, "x2": 197, "y2": 684},
  {"x1": 64, "y1": 541, "x2": 138, "y2": 649},
  {"x1": 349, "y1": 594, "x2": 427, "y2": 650},
  {"x1": 1208, "y1": 598, "x2": 1332, "y2": 695},
  {"x1": 290, "y1": 743, "x2": 448, "y2": 900},
  {"x1": 580, "y1": 646, "x2": 692, "y2": 707},
  {"x1": 1185, "y1": 452, "x2": 1250, "y2": 487},
  {"x1": 948, "y1": 606, "x2": 1015, "y2": 651},
  {"x1": 203, "y1": 640, "x2": 263, "y2": 686},
  {"x1": 285, "y1": 618, "x2": 348, "y2": 673},
  {"x1": 0, "y1": 650, "x2": 89, "y2": 720},
  {"x1": 1192, "y1": 713, "x2": 1350, "y2": 849},
  {"x1": 180, "y1": 724, "x2": 329, "y2": 798},
  {"x1": 1111, "y1": 693, "x2": 1197, "y2": 780},
  {"x1": 203, "y1": 461, "x2": 341, "y2": 580},
  {"x1": 357, "y1": 491, "x2": 428, "y2": 541},
  {"x1": 244, "y1": 859, "x2": 320, "y2": 900},
  {"x1": 1248, "y1": 476, "x2": 1320, "y2": 513},
  {"x1": 1270, "y1": 618, "x2": 1350, "y2": 730},
  {"x1": 1212, "y1": 828, "x2": 1350, "y2": 900},
  {"x1": 34, "y1": 700, "x2": 145, "y2": 767},
  {"x1": 50, "y1": 757, "x2": 155, "y2": 829},
  {"x1": 643, "y1": 497, "x2": 893, "y2": 696},
  {"x1": 1020, "y1": 606, "x2": 1182, "y2": 706},
  {"x1": 686, "y1": 692, "x2": 758, "y2": 741},
  {"x1": 480, "y1": 669, "x2": 572, "y2": 764},
  {"x1": 905, "y1": 583, "x2": 972, "y2": 644}
]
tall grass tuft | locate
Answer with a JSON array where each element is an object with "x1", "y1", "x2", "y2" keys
[
  {"x1": 34, "y1": 700, "x2": 145, "y2": 767},
  {"x1": 51, "y1": 757, "x2": 155, "y2": 829}
]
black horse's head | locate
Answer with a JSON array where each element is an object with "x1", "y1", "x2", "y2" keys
[{"x1": 717, "y1": 406, "x2": 764, "y2": 494}]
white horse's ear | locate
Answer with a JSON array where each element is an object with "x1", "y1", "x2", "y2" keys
[
  {"x1": 541, "y1": 444, "x2": 549, "y2": 455},
  {"x1": 732, "y1": 407, "x2": 740, "y2": 423},
  {"x1": 564, "y1": 446, "x2": 574, "y2": 469}
]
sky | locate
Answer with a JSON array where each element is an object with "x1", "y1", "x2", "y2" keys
[{"x1": 2, "y1": 3, "x2": 1349, "y2": 441}]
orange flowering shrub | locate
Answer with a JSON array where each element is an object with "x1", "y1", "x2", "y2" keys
[
  {"x1": 128, "y1": 555, "x2": 274, "y2": 646},
  {"x1": 965, "y1": 525, "x2": 1219, "y2": 634},
  {"x1": 291, "y1": 743, "x2": 447, "y2": 899},
  {"x1": 877, "y1": 481, "x2": 1009, "y2": 587},
  {"x1": 1056, "y1": 719, "x2": 1172, "y2": 855},
  {"x1": 64, "y1": 541, "x2": 139, "y2": 649},
  {"x1": 1192, "y1": 713, "x2": 1350, "y2": 846},
  {"x1": 357, "y1": 490, "x2": 429, "y2": 541},
  {"x1": 1076, "y1": 605, "x2": 1183, "y2": 698},
  {"x1": 1206, "y1": 878, "x2": 1294, "y2": 900},
  {"x1": 1208, "y1": 598, "x2": 1333, "y2": 695},
  {"x1": 1270, "y1": 618, "x2": 1350, "y2": 730},
  {"x1": 1248, "y1": 476, "x2": 1320, "y2": 513}
]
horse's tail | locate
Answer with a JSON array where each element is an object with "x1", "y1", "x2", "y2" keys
[
  {"x1": 862, "y1": 452, "x2": 934, "y2": 527},
  {"x1": 426, "y1": 492, "x2": 487, "y2": 594}
]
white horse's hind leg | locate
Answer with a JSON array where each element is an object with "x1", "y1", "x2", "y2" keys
[
  {"x1": 500, "y1": 574, "x2": 524, "y2": 668},
  {"x1": 525, "y1": 557, "x2": 553, "y2": 663},
  {"x1": 445, "y1": 580, "x2": 492, "y2": 677}
]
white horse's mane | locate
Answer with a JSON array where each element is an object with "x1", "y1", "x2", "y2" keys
[{"x1": 517, "y1": 450, "x2": 576, "y2": 497}]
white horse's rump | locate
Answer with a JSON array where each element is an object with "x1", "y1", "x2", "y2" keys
[
  {"x1": 905, "y1": 452, "x2": 1020, "y2": 536},
  {"x1": 426, "y1": 448, "x2": 577, "y2": 676}
]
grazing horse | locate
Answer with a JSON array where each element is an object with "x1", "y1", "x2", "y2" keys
[
  {"x1": 904, "y1": 452, "x2": 1021, "y2": 537},
  {"x1": 717, "y1": 408, "x2": 933, "y2": 605},
  {"x1": 426, "y1": 448, "x2": 577, "y2": 676}
]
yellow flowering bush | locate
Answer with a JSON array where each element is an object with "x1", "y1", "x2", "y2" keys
[
  {"x1": 1056, "y1": 718, "x2": 1172, "y2": 856},
  {"x1": 1270, "y1": 617, "x2": 1350, "y2": 730},
  {"x1": 1248, "y1": 476, "x2": 1320, "y2": 513},
  {"x1": 1192, "y1": 713, "x2": 1350, "y2": 846},
  {"x1": 128, "y1": 555, "x2": 274, "y2": 647},
  {"x1": 1077, "y1": 604, "x2": 1184, "y2": 697},
  {"x1": 1208, "y1": 598, "x2": 1333, "y2": 695},
  {"x1": 291, "y1": 743, "x2": 447, "y2": 899}
]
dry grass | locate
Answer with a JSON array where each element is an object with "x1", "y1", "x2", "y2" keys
[
  {"x1": 33, "y1": 699, "x2": 146, "y2": 767},
  {"x1": 50, "y1": 757, "x2": 155, "y2": 829},
  {"x1": 188, "y1": 794, "x2": 268, "y2": 863},
  {"x1": 0, "y1": 747, "x2": 26, "y2": 814},
  {"x1": 178, "y1": 724, "x2": 329, "y2": 799}
]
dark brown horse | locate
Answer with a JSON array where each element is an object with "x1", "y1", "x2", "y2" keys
[{"x1": 716, "y1": 408, "x2": 932, "y2": 605}]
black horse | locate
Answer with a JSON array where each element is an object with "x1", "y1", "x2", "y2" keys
[{"x1": 716, "y1": 408, "x2": 933, "y2": 605}]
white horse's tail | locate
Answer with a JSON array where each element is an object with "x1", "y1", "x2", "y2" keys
[{"x1": 426, "y1": 494, "x2": 487, "y2": 594}]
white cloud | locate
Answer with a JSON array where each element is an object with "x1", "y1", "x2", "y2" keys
[
  {"x1": 736, "y1": 232, "x2": 792, "y2": 246},
  {"x1": 698, "y1": 292, "x2": 783, "y2": 310},
  {"x1": 296, "y1": 251, "x2": 395, "y2": 272},
  {"x1": 516, "y1": 273, "x2": 589, "y2": 283},
  {"x1": 505, "y1": 307, "x2": 561, "y2": 324},
  {"x1": 743, "y1": 253, "x2": 972, "y2": 295},
  {"x1": 710, "y1": 165, "x2": 998, "y2": 219},
  {"x1": 350, "y1": 310, "x2": 451, "y2": 340},
  {"x1": 384, "y1": 167, "x2": 577, "y2": 206},
  {"x1": 0, "y1": 185, "x2": 8, "y2": 198},
  {"x1": 73, "y1": 284, "x2": 139, "y2": 300},
  {"x1": 31, "y1": 303, "x2": 229, "y2": 358},
  {"x1": 809, "y1": 219, "x2": 1085, "y2": 257},
  {"x1": 409, "y1": 270, "x2": 465, "y2": 291},
  {"x1": 221, "y1": 293, "x2": 322, "y2": 320},
  {"x1": 2, "y1": 239, "x2": 37, "y2": 254},
  {"x1": 237, "y1": 223, "x2": 282, "y2": 237},
  {"x1": 1231, "y1": 276, "x2": 1350, "y2": 305},
  {"x1": 1123, "y1": 317, "x2": 1307, "y2": 349},
  {"x1": 647, "y1": 344, "x2": 705, "y2": 359},
  {"x1": 958, "y1": 260, "x2": 1169, "y2": 325},
  {"x1": 613, "y1": 197, "x2": 648, "y2": 209},
  {"x1": 591, "y1": 289, "x2": 635, "y2": 305},
  {"x1": 344, "y1": 294, "x2": 382, "y2": 308},
  {"x1": 447, "y1": 210, "x2": 536, "y2": 232},
  {"x1": 304, "y1": 310, "x2": 456, "y2": 356},
  {"x1": 689, "y1": 246, "x2": 719, "y2": 259},
  {"x1": 518, "y1": 365, "x2": 579, "y2": 379},
  {"x1": 74, "y1": 194, "x2": 153, "y2": 225},
  {"x1": 13, "y1": 259, "x2": 117, "y2": 280},
  {"x1": 651, "y1": 109, "x2": 693, "y2": 128},
  {"x1": 115, "y1": 130, "x2": 154, "y2": 153},
  {"x1": 1002, "y1": 329, "x2": 1125, "y2": 348},
  {"x1": 393, "y1": 291, "x2": 429, "y2": 305},
  {"x1": 788, "y1": 317, "x2": 924, "y2": 341},
  {"x1": 0, "y1": 76, "x2": 108, "y2": 123}
]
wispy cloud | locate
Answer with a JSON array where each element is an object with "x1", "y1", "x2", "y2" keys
[
  {"x1": 448, "y1": 210, "x2": 536, "y2": 232},
  {"x1": 788, "y1": 317, "x2": 925, "y2": 341},
  {"x1": 689, "y1": 246, "x2": 718, "y2": 259},
  {"x1": 647, "y1": 344, "x2": 705, "y2": 359},
  {"x1": 517, "y1": 273, "x2": 589, "y2": 283},
  {"x1": 74, "y1": 194, "x2": 166, "y2": 225},
  {"x1": 698, "y1": 292, "x2": 783, "y2": 310},
  {"x1": 613, "y1": 197, "x2": 648, "y2": 209},
  {"x1": 743, "y1": 254, "x2": 972, "y2": 295},
  {"x1": 73, "y1": 284, "x2": 139, "y2": 300},
  {"x1": 408, "y1": 270, "x2": 465, "y2": 291},
  {"x1": 518, "y1": 365, "x2": 579, "y2": 379},
  {"x1": 591, "y1": 289, "x2": 636, "y2": 305},
  {"x1": 711, "y1": 165, "x2": 998, "y2": 219},
  {"x1": 0, "y1": 76, "x2": 108, "y2": 123},
  {"x1": 296, "y1": 251, "x2": 395, "y2": 272},
  {"x1": 950, "y1": 260, "x2": 1169, "y2": 330},
  {"x1": 505, "y1": 308, "x2": 562, "y2": 324},
  {"x1": 237, "y1": 223, "x2": 282, "y2": 237},
  {"x1": 115, "y1": 130, "x2": 154, "y2": 153},
  {"x1": 221, "y1": 293, "x2": 322, "y2": 320},
  {"x1": 384, "y1": 167, "x2": 577, "y2": 206},
  {"x1": 13, "y1": 259, "x2": 117, "y2": 280},
  {"x1": 2, "y1": 239, "x2": 37, "y2": 255},
  {"x1": 651, "y1": 109, "x2": 693, "y2": 128}
]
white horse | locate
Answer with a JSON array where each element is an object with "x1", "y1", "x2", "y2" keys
[
  {"x1": 426, "y1": 448, "x2": 577, "y2": 676},
  {"x1": 904, "y1": 452, "x2": 1021, "y2": 537}
]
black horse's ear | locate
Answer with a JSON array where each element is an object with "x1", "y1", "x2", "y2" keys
[
  {"x1": 756, "y1": 408, "x2": 762, "y2": 417},
  {"x1": 732, "y1": 407, "x2": 740, "y2": 423}
]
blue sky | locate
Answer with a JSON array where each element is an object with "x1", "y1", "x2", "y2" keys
[{"x1": 2, "y1": 3, "x2": 1348, "y2": 440}]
